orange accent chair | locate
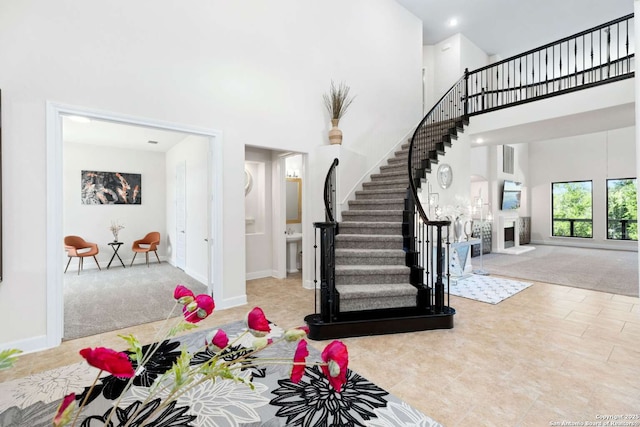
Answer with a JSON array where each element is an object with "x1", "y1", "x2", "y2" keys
[
  {"x1": 131, "y1": 231, "x2": 161, "y2": 267},
  {"x1": 64, "y1": 235, "x2": 101, "y2": 275}
]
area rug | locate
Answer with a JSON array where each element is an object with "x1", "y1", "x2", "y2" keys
[
  {"x1": 64, "y1": 263, "x2": 208, "y2": 340},
  {"x1": 450, "y1": 275, "x2": 533, "y2": 304},
  {"x1": 478, "y1": 244, "x2": 639, "y2": 297},
  {"x1": 0, "y1": 320, "x2": 442, "y2": 426}
]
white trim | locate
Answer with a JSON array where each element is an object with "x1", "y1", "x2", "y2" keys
[
  {"x1": 246, "y1": 270, "x2": 273, "y2": 280},
  {"x1": 0, "y1": 335, "x2": 49, "y2": 355},
  {"x1": 46, "y1": 101, "x2": 224, "y2": 350},
  {"x1": 215, "y1": 294, "x2": 248, "y2": 310},
  {"x1": 340, "y1": 128, "x2": 414, "y2": 207},
  {"x1": 209, "y1": 136, "x2": 224, "y2": 304}
]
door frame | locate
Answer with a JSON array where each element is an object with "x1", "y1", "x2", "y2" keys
[
  {"x1": 46, "y1": 102, "x2": 223, "y2": 347},
  {"x1": 175, "y1": 161, "x2": 187, "y2": 271}
]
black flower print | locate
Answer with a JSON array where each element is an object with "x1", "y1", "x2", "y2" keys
[
  {"x1": 190, "y1": 344, "x2": 266, "y2": 379},
  {"x1": 270, "y1": 366, "x2": 389, "y2": 426},
  {"x1": 80, "y1": 398, "x2": 196, "y2": 427}
]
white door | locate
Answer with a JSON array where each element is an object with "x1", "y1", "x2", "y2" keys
[{"x1": 176, "y1": 161, "x2": 187, "y2": 270}]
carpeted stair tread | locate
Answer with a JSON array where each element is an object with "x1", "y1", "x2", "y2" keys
[
  {"x1": 335, "y1": 265, "x2": 409, "y2": 274},
  {"x1": 341, "y1": 210, "x2": 404, "y2": 222},
  {"x1": 348, "y1": 198, "x2": 405, "y2": 208},
  {"x1": 370, "y1": 171, "x2": 407, "y2": 180},
  {"x1": 354, "y1": 189, "x2": 407, "y2": 200},
  {"x1": 335, "y1": 234, "x2": 403, "y2": 242},
  {"x1": 362, "y1": 179, "x2": 408, "y2": 189},
  {"x1": 335, "y1": 248, "x2": 406, "y2": 265},
  {"x1": 337, "y1": 283, "x2": 417, "y2": 311},
  {"x1": 336, "y1": 248, "x2": 405, "y2": 256},
  {"x1": 339, "y1": 222, "x2": 403, "y2": 235},
  {"x1": 336, "y1": 283, "x2": 417, "y2": 298}
]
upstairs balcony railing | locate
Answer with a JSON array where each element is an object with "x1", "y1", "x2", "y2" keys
[{"x1": 467, "y1": 14, "x2": 635, "y2": 115}]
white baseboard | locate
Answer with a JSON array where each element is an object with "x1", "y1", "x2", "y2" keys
[
  {"x1": 303, "y1": 278, "x2": 316, "y2": 289},
  {"x1": 0, "y1": 334, "x2": 51, "y2": 355},
  {"x1": 216, "y1": 294, "x2": 248, "y2": 310},
  {"x1": 530, "y1": 239, "x2": 638, "y2": 252},
  {"x1": 246, "y1": 270, "x2": 273, "y2": 280}
]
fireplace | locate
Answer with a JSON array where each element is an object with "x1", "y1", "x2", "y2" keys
[
  {"x1": 504, "y1": 224, "x2": 515, "y2": 248},
  {"x1": 496, "y1": 214, "x2": 535, "y2": 255}
]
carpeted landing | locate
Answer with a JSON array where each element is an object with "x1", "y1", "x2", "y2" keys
[
  {"x1": 63, "y1": 263, "x2": 208, "y2": 340},
  {"x1": 477, "y1": 244, "x2": 639, "y2": 297}
]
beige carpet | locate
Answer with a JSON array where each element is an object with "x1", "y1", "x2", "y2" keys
[
  {"x1": 63, "y1": 263, "x2": 208, "y2": 340},
  {"x1": 477, "y1": 244, "x2": 639, "y2": 297}
]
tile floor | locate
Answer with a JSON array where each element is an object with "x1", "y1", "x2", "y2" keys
[{"x1": 1, "y1": 274, "x2": 639, "y2": 426}]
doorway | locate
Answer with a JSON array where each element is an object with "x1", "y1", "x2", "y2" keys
[{"x1": 47, "y1": 102, "x2": 223, "y2": 347}]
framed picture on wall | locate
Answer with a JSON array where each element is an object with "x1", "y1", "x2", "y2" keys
[{"x1": 81, "y1": 170, "x2": 142, "y2": 205}]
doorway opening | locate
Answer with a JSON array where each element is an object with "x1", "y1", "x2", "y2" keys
[{"x1": 47, "y1": 102, "x2": 223, "y2": 347}]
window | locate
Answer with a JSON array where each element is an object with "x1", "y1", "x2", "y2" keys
[
  {"x1": 552, "y1": 181, "x2": 593, "y2": 238},
  {"x1": 607, "y1": 178, "x2": 637, "y2": 240}
]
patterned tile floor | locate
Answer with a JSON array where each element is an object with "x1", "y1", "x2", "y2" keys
[{"x1": 1, "y1": 273, "x2": 639, "y2": 426}]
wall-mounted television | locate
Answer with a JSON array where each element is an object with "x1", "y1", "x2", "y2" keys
[{"x1": 501, "y1": 180, "x2": 522, "y2": 210}]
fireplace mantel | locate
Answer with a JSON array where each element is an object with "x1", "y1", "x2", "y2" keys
[{"x1": 495, "y1": 213, "x2": 535, "y2": 255}]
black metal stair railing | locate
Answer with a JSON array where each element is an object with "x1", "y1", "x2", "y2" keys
[
  {"x1": 467, "y1": 14, "x2": 634, "y2": 115},
  {"x1": 313, "y1": 158, "x2": 339, "y2": 323},
  {"x1": 406, "y1": 75, "x2": 467, "y2": 316}
]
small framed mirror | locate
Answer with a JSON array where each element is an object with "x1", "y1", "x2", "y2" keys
[{"x1": 286, "y1": 178, "x2": 302, "y2": 224}]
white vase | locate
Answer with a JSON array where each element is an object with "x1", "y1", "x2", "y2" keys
[{"x1": 453, "y1": 217, "x2": 463, "y2": 242}]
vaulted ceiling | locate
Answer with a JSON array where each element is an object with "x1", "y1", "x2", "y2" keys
[{"x1": 395, "y1": 0, "x2": 633, "y2": 59}]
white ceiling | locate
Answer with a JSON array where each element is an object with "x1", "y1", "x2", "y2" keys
[
  {"x1": 395, "y1": 0, "x2": 633, "y2": 58},
  {"x1": 62, "y1": 116, "x2": 191, "y2": 152}
]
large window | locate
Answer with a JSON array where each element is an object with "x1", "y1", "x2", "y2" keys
[
  {"x1": 607, "y1": 178, "x2": 637, "y2": 240},
  {"x1": 552, "y1": 181, "x2": 593, "y2": 238}
]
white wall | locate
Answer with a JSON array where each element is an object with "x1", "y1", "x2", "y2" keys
[
  {"x1": 0, "y1": 0, "x2": 423, "y2": 349},
  {"x1": 166, "y1": 135, "x2": 210, "y2": 284},
  {"x1": 64, "y1": 142, "x2": 167, "y2": 266},
  {"x1": 529, "y1": 126, "x2": 636, "y2": 250},
  {"x1": 429, "y1": 33, "x2": 489, "y2": 101}
]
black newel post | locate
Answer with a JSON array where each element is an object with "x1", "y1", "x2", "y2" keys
[
  {"x1": 315, "y1": 222, "x2": 338, "y2": 322},
  {"x1": 434, "y1": 222, "x2": 445, "y2": 313}
]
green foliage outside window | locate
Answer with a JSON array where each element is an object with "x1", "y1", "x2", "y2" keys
[
  {"x1": 607, "y1": 178, "x2": 637, "y2": 240},
  {"x1": 552, "y1": 181, "x2": 593, "y2": 238}
]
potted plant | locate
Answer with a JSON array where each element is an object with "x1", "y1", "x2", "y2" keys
[{"x1": 323, "y1": 80, "x2": 355, "y2": 144}]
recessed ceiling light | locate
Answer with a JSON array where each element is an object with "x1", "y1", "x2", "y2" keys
[
  {"x1": 148, "y1": 140, "x2": 159, "y2": 144},
  {"x1": 476, "y1": 138, "x2": 484, "y2": 144},
  {"x1": 67, "y1": 115, "x2": 91, "y2": 124},
  {"x1": 448, "y1": 18, "x2": 458, "y2": 27}
]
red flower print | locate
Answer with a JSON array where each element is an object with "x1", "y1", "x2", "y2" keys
[
  {"x1": 290, "y1": 340, "x2": 309, "y2": 383},
  {"x1": 205, "y1": 329, "x2": 229, "y2": 351},
  {"x1": 284, "y1": 326, "x2": 309, "y2": 342},
  {"x1": 182, "y1": 294, "x2": 215, "y2": 323},
  {"x1": 321, "y1": 340, "x2": 349, "y2": 392},
  {"x1": 53, "y1": 393, "x2": 75, "y2": 427},
  {"x1": 79, "y1": 347, "x2": 135, "y2": 378},
  {"x1": 173, "y1": 285, "x2": 195, "y2": 304},
  {"x1": 245, "y1": 307, "x2": 271, "y2": 337}
]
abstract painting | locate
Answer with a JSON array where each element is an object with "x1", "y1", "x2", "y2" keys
[{"x1": 81, "y1": 170, "x2": 142, "y2": 205}]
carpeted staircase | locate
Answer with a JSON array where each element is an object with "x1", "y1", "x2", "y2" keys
[
  {"x1": 334, "y1": 119, "x2": 466, "y2": 312},
  {"x1": 335, "y1": 146, "x2": 413, "y2": 311}
]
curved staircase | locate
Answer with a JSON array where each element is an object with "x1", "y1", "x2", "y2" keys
[{"x1": 305, "y1": 13, "x2": 635, "y2": 340}]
